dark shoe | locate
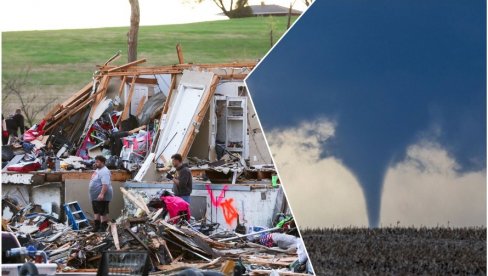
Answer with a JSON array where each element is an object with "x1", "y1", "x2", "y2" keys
[
  {"x1": 93, "y1": 220, "x2": 100, "y2": 232},
  {"x1": 100, "y1": 221, "x2": 108, "y2": 232}
]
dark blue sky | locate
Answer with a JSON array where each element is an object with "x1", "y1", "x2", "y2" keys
[{"x1": 247, "y1": 0, "x2": 486, "y2": 227}]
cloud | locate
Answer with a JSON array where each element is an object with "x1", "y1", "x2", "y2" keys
[
  {"x1": 267, "y1": 119, "x2": 486, "y2": 228},
  {"x1": 267, "y1": 119, "x2": 369, "y2": 227},
  {"x1": 381, "y1": 141, "x2": 486, "y2": 227}
]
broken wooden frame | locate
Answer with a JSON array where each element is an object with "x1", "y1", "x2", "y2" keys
[{"x1": 42, "y1": 58, "x2": 255, "y2": 154}]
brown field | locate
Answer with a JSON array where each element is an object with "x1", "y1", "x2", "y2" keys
[{"x1": 303, "y1": 227, "x2": 486, "y2": 275}]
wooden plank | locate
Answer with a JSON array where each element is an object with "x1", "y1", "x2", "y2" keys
[
  {"x1": 44, "y1": 98, "x2": 94, "y2": 133},
  {"x1": 92, "y1": 75, "x2": 111, "y2": 111},
  {"x1": 176, "y1": 43, "x2": 184, "y2": 64},
  {"x1": 61, "y1": 170, "x2": 130, "y2": 181},
  {"x1": 107, "y1": 58, "x2": 147, "y2": 72},
  {"x1": 135, "y1": 95, "x2": 146, "y2": 116},
  {"x1": 125, "y1": 76, "x2": 158, "y2": 85},
  {"x1": 60, "y1": 82, "x2": 94, "y2": 108},
  {"x1": 242, "y1": 257, "x2": 294, "y2": 267},
  {"x1": 118, "y1": 76, "x2": 127, "y2": 98},
  {"x1": 103, "y1": 50, "x2": 121, "y2": 66},
  {"x1": 102, "y1": 62, "x2": 256, "y2": 72},
  {"x1": 51, "y1": 93, "x2": 90, "y2": 121},
  {"x1": 107, "y1": 71, "x2": 249, "y2": 79},
  {"x1": 162, "y1": 74, "x2": 177, "y2": 114},
  {"x1": 220, "y1": 260, "x2": 235, "y2": 275},
  {"x1": 120, "y1": 187, "x2": 150, "y2": 214},
  {"x1": 156, "y1": 257, "x2": 221, "y2": 273},
  {"x1": 123, "y1": 223, "x2": 151, "y2": 251},
  {"x1": 110, "y1": 222, "x2": 120, "y2": 250},
  {"x1": 43, "y1": 104, "x2": 62, "y2": 121},
  {"x1": 119, "y1": 76, "x2": 137, "y2": 122},
  {"x1": 218, "y1": 74, "x2": 249, "y2": 80}
]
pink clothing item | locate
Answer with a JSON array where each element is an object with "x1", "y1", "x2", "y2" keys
[{"x1": 161, "y1": 195, "x2": 191, "y2": 222}]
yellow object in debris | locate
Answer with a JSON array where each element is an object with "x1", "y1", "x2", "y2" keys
[
  {"x1": 220, "y1": 260, "x2": 235, "y2": 276},
  {"x1": 135, "y1": 208, "x2": 145, "y2": 218}
]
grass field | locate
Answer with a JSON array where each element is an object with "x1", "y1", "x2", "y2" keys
[
  {"x1": 303, "y1": 227, "x2": 486, "y2": 275},
  {"x1": 2, "y1": 16, "x2": 295, "y2": 120}
]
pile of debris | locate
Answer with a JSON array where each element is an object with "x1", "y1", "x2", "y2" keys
[
  {"x1": 2, "y1": 52, "x2": 275, "y2": 184},
  {"x1": 2, "y1": 188, "x2": 311, "y2": 275}
]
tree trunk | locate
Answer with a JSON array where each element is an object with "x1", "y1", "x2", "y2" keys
[
  {"x1": 287, "y1": 3, "x2": 293, "y2": 29},
  {"x1": 128, "y1": 0, "x2": 140, "y2": 62}
]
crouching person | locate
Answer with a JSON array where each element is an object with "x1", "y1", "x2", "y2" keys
[
  {"x1": 147, "y1": 190, "x2": 191, "y2": 224},
  {"x1": 89, "y1": 155, "x2": 112, "y2": 232}
]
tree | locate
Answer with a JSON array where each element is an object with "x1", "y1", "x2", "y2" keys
[
  {"x1": 128, "y1": 0, "x2": 140, "y2": 62},
  {"x1": 195, "y1": 0, "x2": 252, "y2": 18},
  {"x1": 2, "y1": 69, "x2": 55, "y2": 127}
]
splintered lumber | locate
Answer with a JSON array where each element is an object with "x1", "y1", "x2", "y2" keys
[
  {"x1": 125, "y1": 76, "x2": 158, "y2": 85},
  {"x1": 147, "y1": 235, "x2": 173, "y2": 262},
  {"x1": 120, "y1": 187, "x2": 150, "y2": 214},
  {"x1": 220, "y1": 260, "x2": 235, "y2": 275},
  {"x1": 43, "y1": 81, "x2": 93, "y2": 125},
  {"x1": 59, "y1": 82, "x2": 93, "y2": 109},
  {"x1": 110, "y1": 223, "x2": 120, "y2": 250},
  {"x1": 118, "y1": 76, "x2": 127, "y2": 98},
  {"x1": 242, "y1": 256, "x2": 296, "y2": 267},
  {"x1": 103, "y1": 50, "x2": 122, "y2": 66},
  {"x1": 43, "y1": 104, "x2": 62, "y2": 121},
  {"x1": 89, "y1": 75, "x2": 111, "y2": 119},
  {"x1": 155, "y1": 257, "x2": 222, "y2": 274},
  {"x1": 135, "y1": 95, "x2": 147, "y2": 116},
  {"x1": 100, "y1": 62, "x2": 256, "y2": 73},
  {"x1": 150, "y1": 208, "x2": 164, "y2": 222},
  {"x1": 176, "y1": 43, "x2": 184, "y2": 64},
  {"x1": 107, "y1": 58, "x2": 147, "y2": 72},
  {"x1": 123, "y1": 224, "x2": 151, "y2": 251},
  {"x1": 180, "y1": 227, "x2": 231, "y2": 250},
  {"x1": 162, "y1": 74, "x2": 177, "y2": 114},
  {"x1": 120, "y1": 76, "x2": 137, "y2": 122}
]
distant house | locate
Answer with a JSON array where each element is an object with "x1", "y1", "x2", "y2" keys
[
  {"x1": 218, "y1": 4, "x2": 302, "y2": 18},
  {"x1": 249, "y1": 4, "x2": 302, "y2": 17}
]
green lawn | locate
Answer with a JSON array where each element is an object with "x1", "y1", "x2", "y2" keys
[{"x1": 2, "y1": 16, "x2": 296, "y2": 119}]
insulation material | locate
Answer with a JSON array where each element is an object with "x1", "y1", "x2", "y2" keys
[{"x1": 138, "y1": 92, "x2": 166, "y2": 125}]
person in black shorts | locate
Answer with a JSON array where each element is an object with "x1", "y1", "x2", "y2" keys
[{"x1": 88, "y1": 156, "x2": 113, "y2": 232}]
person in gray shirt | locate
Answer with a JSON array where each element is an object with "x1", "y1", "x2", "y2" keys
[{"x1": 89, "y1": 155, "x2": 112, "y2": 232}]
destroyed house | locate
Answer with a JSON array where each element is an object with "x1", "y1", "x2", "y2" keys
[{"x1": 2, "y1": 55, "x2": 288, "y2": 233}]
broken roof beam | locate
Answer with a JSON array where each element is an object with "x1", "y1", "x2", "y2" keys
[
  {"x1": 103, "y1": 50, "x2": 122, "y2": 66},
  {"x1": 106, "y1": 58, "x2": 147, "y2": 72},
  {"x1": 43, "y1": 82, "x2": 93, "y2": 122},
  {"x1": 101, "y1": 62, "x2": 256, "y2": 76},
  {"x1": 124, "y1": 76, "x2": 158, "y2": 85}
]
